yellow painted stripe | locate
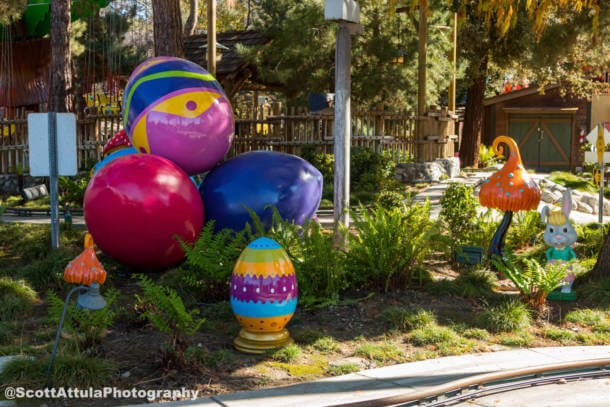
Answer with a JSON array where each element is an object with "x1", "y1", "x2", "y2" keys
[
  {"x1": 130, "y1": 117, "x2": 149, "y2": 153},
  {"x1": 151, "y1": 91, "x2": 221, "y2": 118},
  {"x1": 233, "y1": 258, "x2": 294, "y2": 277}
]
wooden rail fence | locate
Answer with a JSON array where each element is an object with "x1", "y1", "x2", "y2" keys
[{"x1": 0, "y1": 108, "x2": 416, "y2": 174}]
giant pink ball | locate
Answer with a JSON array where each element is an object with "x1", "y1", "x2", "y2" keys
[{"x1": 84, "y1": 154, "x2": 204, "y2": 270}]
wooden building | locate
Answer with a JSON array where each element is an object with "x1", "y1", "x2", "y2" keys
[
  {"x1": 483, "y1": 85, "x2": 589, "y2": 171},
  {"x1": 184, "y1": 30, "x2": 279, "y2": 100}
]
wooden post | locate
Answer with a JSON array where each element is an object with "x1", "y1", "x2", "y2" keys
[
  {"x1": 416, "y1": 0, "x2": 428, "y2": 162},
  {"x1": 207, "y1": 0, "x2": 216, "y2": 76},
  {"x1": 448, "y1": 12, "x2": 457, "y2": 113},
  {"x1": 334, "y1": 22, "x2": 352, "y2": 245}
]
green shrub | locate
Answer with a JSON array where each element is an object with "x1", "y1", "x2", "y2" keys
[
  {"x1": 353, "y1": 342, "x2": 404, "y2": 363},
  {"x1": 348, "y1": 202, "x2": 438, "y2": 291},
  {"x1": 381, "y1": 307, "x2": 436, "y2": 331},
  {"x1": 492, "y1": 254, "x2": 568, "y2": 311},
  {"x1": 329, "y1": 362, "x2": 361, "y2": 376},
  {"x1": 0, "y1": 354, "x2": 115, "y2": 388},
  {"x1": 580, "y1": 278, "x2": 610, "y2": 306},
  {"x1": 497, "y1": 332, "x2": 535, "y2": 347},
  {"x1": 440, "y1": 183, "x2": 479, "y2": 247},
  {"x1": 462, "y1": 328, "x2": 490, "y2": 340},
  {"x1": 542, "y1": 327, "x2": 577, "y2": 343},
  {"x1": 288, "y1": 220, "x2": 347, "y2": 308},
  {"x1": 0, "y1": 277, "x2": 38, "y2": 321},
  {"x1": 453, "y1": 269, "x2": 497, "y2": 299},
  {"x1": 548, "y1": 172, "x2": 596, "y2": 193},
  {"x1": 0, "y1": 321, "x2": 18, "y2": 344},
  {"x1": 313, "y1": 336, "x2": 340, "y2": 353},
  {"x1": 574, "y1": 223, "x2": 608, "y2": 258},
  {"x1": 269, "y1": 343, "x2": 302, "y2": 362},
  {"x1": 565, "y1": 309, "x2": 607, "y2": 326},
  {"x1": 46, "y1": 288, "x2": 119, "y2": 350},
  {"x1": 18, "y1": 247, "x2": 76, "y2": 291},
  {"x1": 479, "y1": 300, "x2": 531, "y2": 333},
  {"x1": 135, "y1": 274, "x2": 206, "y2": 367},
  {"x1": 507, "y1": 210, "x2": 544, "y2": 248},
  {"x1": 479, "y1": 144, "x2": 502, "y2": 168},
  {"x1": 300, "y1": 146, "x2": 397, "y2": 203},
  {"x1": 59, "y1": 175, "x2": 90, "y2": 207},
  {"x1": 376, "y1": 190, "x2": 406, "y2": 210},
  {"x1": 409, "y1": 325, "x2": 461, "y2": 346}
]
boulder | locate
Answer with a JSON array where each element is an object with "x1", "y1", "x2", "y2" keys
[
  {"x1": 577, "y1": 201, "x2": 593, "y2": 214},
  {"x1": 395, "y1": 157, "x2": 459, "y2": 184}
]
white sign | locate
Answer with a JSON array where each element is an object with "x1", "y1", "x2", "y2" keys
[
  {"x1": 324, "y1": 0, "x2": 360, "y2": 23},
  {"x1": 28, "y1": 113, "x2": 77, "y2": 176}
]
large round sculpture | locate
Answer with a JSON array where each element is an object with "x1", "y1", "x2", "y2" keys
[
  {"x1": 123, "y1": 56, "x2": 234, "y2": 175},
  {"x1": 91, "y1": 147, "x2": 138, "y2": 176},
  {"x1": 231, "y1": 237, "x2": 298, "y2": 353},
  {"x1": 199, "y1": 151, "x2": 323, "y2": 232},
  {"x1": 84, "y1": 154, "x2": 204, "y2": 270}
]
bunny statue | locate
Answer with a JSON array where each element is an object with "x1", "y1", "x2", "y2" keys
[{"x1": 541, "y1": 188, "x2": 578, "y2": 299}]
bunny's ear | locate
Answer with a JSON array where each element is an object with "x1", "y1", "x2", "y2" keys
[
  {"x1": 541, "y1": 206, "x2": 550, "y2": 223},
  {"x1": 562, "y1": 189, "x2": 572, "y2": 218}
]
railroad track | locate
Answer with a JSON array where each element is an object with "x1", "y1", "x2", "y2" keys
[{"x1": 329, "y1": 359, "x2": 610, "y2": 407}]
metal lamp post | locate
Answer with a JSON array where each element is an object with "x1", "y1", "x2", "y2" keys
[{"x1": 45, "y1": 283, "x2": 106, "y2": 388}]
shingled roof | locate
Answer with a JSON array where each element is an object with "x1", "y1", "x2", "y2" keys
[{"x1": 184, "y1": 30, "x2": 278, "y2": 97}]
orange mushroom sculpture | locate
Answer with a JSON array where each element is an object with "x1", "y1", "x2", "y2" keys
[
  {"x1": 64, "y1": 234, "x2": 107, "y2": 286},
  {"x1": 479, "y1": 136, "x2": 541, "y2": 262}
]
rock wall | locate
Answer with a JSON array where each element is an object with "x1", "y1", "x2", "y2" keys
[
  {"x1": 539, "y1": 179, "x2": 610, "y2": 216},
  {"x1": 395, "y1": 157, "x2": 460, "y2": 184},
  {"x1": 0, "y1": 175, "x2": 47, "y2": 194}
]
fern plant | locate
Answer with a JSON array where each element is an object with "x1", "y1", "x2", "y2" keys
[
  {"x1": 507, "y1": 210, "x2": 544, "y2": 249},
  {"x1": 348, "y1": 201, "x2": 438, "y2": 292},
  {"x1": 47, "y1": 288, "x2": 119, "y2": 350},
  {"x1": 134, "y1": 274, "x2": 205, "y2": 367},
  {"x1": 492, "y1": 254, "x2": 568, "y2": 312},
  {"x1": 178, "y1": 221, "x2": 247, "y2": 300}
]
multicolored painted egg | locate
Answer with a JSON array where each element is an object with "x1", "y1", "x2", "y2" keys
[
  {"x1": 123, "y1": 56, "x2": 234, "y2": 175},
  {"x1": 230, "y1": 238, "x2": 298, "y2": 333}
]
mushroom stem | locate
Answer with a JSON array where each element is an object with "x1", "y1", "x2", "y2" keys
[{"x1": 488, "y1": 210, "x2": 513, "y2": 267}]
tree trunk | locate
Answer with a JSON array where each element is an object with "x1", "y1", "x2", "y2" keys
[
  {"x1": 184, "y1": 0, "x2": 199, "y2": 36},
  {"x1": 459, "y1": 58, "x2": 488, "y2": 168},
  {"x1": 592, "y1": 229, "x2": 610, "y2": 278},
  {"x1": 152, "y1": 0, "x2": 184, "y2": 57},
  {"x1": 49, "y1": 0, "x2": 71, "y2": 112}
]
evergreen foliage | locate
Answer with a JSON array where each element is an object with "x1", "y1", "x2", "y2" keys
[{"x1": 241, "y1": 0, "x2": 452, "y2": 108}]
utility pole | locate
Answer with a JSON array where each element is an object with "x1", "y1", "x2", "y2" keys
[
  {"x1": 325, "y1": 0, "x2": 361, "y2": 246},
  {"x1": 416, "y1": 0, "x2": 428, "y2": 162},
  {"x1": 207, "y1": 0, "x2": 216, "y2": 76}
]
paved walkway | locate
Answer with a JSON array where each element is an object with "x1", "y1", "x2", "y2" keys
[{"x1": 123, "y1": 346, "x2": 609, "y2": 407}]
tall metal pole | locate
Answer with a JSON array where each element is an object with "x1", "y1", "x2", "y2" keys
[
  {"x1": 48, "y1": 112, "x2": 60, "y2": 248},
  {"x1": 333, "y1": 22, "x2": 351, "y2": 245},
  {"x1": 416, "y1": 0, "x2": 428, "y2": 162},
  {"x1": 448, "y1": 11, "x2": 457, "y2": 113},
  {"x1": 207, "y1": 0, "x2": 216, "y2": 76}
]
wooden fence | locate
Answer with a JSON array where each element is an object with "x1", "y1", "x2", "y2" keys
[{"x1": 0, "y1": 108, "x2": 416, "y2": 174}]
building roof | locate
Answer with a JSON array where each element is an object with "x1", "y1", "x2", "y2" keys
[
  {"x1": 184, "y1": 30, "x2": 268, "y2": 76},
  {"x1": 483, "y1": 84, "x2": 560, "y2": 106}
]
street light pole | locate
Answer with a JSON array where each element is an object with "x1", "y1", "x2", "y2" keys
[{"x1": 448, "y1": 12, "x2": 457, "y2": 113}]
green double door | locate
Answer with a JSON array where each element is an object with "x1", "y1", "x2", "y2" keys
[{"x1": 508, "y1": 114, "x2": 572, "y2": 171}]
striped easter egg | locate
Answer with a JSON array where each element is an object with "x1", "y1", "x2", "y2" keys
[
  {"x1": 123, "y1": 56, "x2": 234, "y2": 175},
  {"x1": 230, "y1": 237, "x2": 298, "y2": 333}
]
